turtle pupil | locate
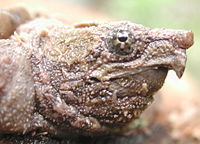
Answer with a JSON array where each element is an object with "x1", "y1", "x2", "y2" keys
[{"x1": 118, "y1": 36, "x2": 128, "y2": 42}]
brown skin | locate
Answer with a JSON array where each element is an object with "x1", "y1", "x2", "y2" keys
[{"x1": 0, "y1": 9, "x2": 193, "y2": 138}]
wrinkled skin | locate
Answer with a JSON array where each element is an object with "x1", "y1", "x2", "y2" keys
[{"x1": 0, "y1": 10, "x2": 193, "y2": 138}]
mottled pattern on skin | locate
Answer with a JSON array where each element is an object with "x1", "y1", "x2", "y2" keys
[{"x1": 0, "y1": 17, "x2": 193, "y2": 138}]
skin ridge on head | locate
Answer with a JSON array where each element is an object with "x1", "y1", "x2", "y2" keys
[{"x1": 0, "y1": 17, "x2": 193, "y2": 137}]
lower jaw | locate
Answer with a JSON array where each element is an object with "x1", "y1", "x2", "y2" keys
[{"x1": 109, "y1": 67, "x2": 168, "y2": 99}]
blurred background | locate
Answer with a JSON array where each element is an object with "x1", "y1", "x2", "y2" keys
[{"x1": 1, "y1": 0, "x2": 200, "y2": 141}]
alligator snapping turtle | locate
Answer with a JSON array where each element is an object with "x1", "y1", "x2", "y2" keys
[{"x1": 0, "y1": 7, "x2": 193, "y2": 140}]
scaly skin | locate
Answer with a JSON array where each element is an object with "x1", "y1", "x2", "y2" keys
[{"x1": 0, "y1": 9, "x2": 193, "y2": 138}]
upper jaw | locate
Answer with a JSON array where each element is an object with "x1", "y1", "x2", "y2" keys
[
  {"x1": 144, "y1": 29, "x2": 193, "y2": 78},
  {"x1": 142, "y1": 48, "x2": 187, "y2": 78},
  {"x1": 90, "y1": 45, "x2": 188, "y2": 82},
  {"x1": 90, "y1": 28, "x2": 193, "y2": 82},
  {"x1": 89, "y1": 59, "x2": 182, "y2": 83}
]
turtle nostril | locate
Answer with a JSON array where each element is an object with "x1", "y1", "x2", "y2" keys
[{"x1": 175, "y1": 31, "x2": 194, "y2": 49}]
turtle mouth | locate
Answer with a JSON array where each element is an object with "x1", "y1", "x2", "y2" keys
[
  {"x1": 108, "y1": 66, "x2": 169, "y2": 81},
  {"x1": 89, "y1": 64, "x2": 172, "y2": 84},
  {"x1": 90, "y1": 50, "x2": 186, "y2": 82},
  {"x1": 89, "y1": 66, "x2": 169, "y2": 83}
]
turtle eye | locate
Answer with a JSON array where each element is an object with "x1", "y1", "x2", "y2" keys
[
  {"x1": 107, "y1": 29, "x2": 134, "y2": 55},
  {"x1": 117, "y1": 32, "x2": 128, "y2": 42}
]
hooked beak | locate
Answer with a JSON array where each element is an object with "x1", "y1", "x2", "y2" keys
[
  {"x1": 171, "y1": 51, "x2": 186, "y2": 78},
  {"x1": 171, "y1": 30, "x2": 193, "y2": 78},
  {"x1": 147, "y1": 29, "x2": 194, "y2": 78}
]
